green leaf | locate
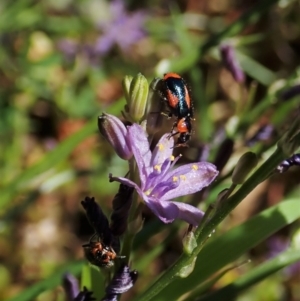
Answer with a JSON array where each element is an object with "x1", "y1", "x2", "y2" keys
[
  {"x1": 81, "y1": 264, "x2": 105, "y2": 300},
  {"x1": 152, "y1": 199, "x2": 300, "y2": 301},
  {"x1": 236, "y1": 51, "x2": 276, "y2": 85},
  {"x1": 7, "y1": 260, "x2": 84, "y2": 301},
  {"x1": 0, "y1": 119, "x2": 96, "y2": 210},
  {"x1": 198, "y1": 249, "x2": 300, "y2": 301}
]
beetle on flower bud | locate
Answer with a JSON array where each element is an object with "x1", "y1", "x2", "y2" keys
[
  {"x1": 83, "y1": 239, "x2": 118, "y2": 269},
  {"x1": 81, "y1": 197, "x2": 124, "y2": 269}
]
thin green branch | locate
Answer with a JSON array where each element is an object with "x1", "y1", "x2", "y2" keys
[{"x1": 135, "y1": 147, "x2": 285, "y2": 301}]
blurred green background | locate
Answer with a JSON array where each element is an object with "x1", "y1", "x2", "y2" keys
[{"x1": 0, "y1": 0, "x2": 300, "y2": 300}]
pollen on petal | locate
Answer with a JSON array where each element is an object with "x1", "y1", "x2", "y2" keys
[
  {"x1": 154, "y1": 164, "x2": 161, "y2": 172},
  {"x1": 180, "y1": 175, "x2": 187, "y2": 181},
  {"x1": 158, "y1": 143, "x2": 164, "y2": 151},
  {"x1": 192, "y1": 164, "x2": 198, "y2": 170},
  {"x1": 173, "y1": 176, "x2": 179, "y2": 182}
]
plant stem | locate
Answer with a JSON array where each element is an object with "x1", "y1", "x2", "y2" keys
[
  {"x1": 135, "y1": 147, "x2": 285, "y2": 301},
  {"x1": 121, "y1": 157, "x2": 139, "y2": 263}
]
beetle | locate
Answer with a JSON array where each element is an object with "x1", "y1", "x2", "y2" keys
[
  {"x1": 161, "y1": 72, "x2": 193, "y2": 119},
  {"x1": 82, "y1": 235, "x2": 125, "y2": 269},
  {"x1": 159, "y1": 73, "x2": 194, "y2": 146}
]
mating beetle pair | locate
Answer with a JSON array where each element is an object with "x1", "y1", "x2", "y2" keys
[{"x1": 159, "y1": 72, "x2": 194, "y2": 147}]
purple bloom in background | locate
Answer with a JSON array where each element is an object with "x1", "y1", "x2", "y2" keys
[
  {"x1": 220, "y1": 44, "x2": 245, "y2": 83},
  {"x1": 280, "y1": 84, "x2": 300, "y2": 101},
  {"x1": 110, "y1": 124, "x2": 218, "y2": 226},
  {"x1": 246, "y1": 124, "x2": 275, "y2": 147},
  {"x1": 94, "y1": 0, "x2": 147, "y2": 55},
  {"x1": 63, "y1": 274, "x2": 95, "y2": 301},
  {"x1": 267, "y1": 236, "x2": 300, "y2": 277},
  {"x1": 58, "y1": 1, "x2": 147, "y2": 63},
  {"x1": 57, "y1": 39, "x2": 79, "y2": 62},
  {"x1": 63, "y1": 273, "x2": 80, "y2": 301}
]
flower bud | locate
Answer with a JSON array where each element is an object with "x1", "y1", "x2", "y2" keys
[
  {"x1": 98, "y1": 113, "x2": 132, "y2": 160},
  {"x1": 81, "y1": 196, "x2": 115, "y2": 246},
  {"x1": 103, "y1": 265, "x2": 138, "y2": 300},
  {"x1": 177, "y1": 257, "x2": 197, "y2": 278},
  {"x1": 182, "y1": 231, "x2": 197, "y2": 255},
  {"x1": 220, "y1": 44, "x2": 245, "y2": 83},
  {"x1": 231, "y1": 152, "x2": 258, "y2": 184},
  {"x1": 62, "y1": 273, "x2": 79, "y2": 300},
  {"x1": 277, "y1": 153, "x2": 300, "y2": 173},
  {"x1": 110, "y1": 184, "x2": 134, "y2": 236},
  {"x1": 122, "y1": 75, "x2": 133, "y2": 104},
  {"x1": 125, "y1": 73, "x2": 149, "y2": 122},
  {"x1": 213, "y1": 138, "x2": 234, "y2": 173}
]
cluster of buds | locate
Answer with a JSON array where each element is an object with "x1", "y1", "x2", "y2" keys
[{"x1": 122, "y1": 73, "x2": 149, "y2": 123}]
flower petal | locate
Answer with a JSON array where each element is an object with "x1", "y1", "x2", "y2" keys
[
  {"x1": 160, "y1": 162, "x2": 218, "y2": 201},
  {"x1": 171, "y1": 201, "x2": 205, "y2": 226},
  {"x1": 127, "y1": 124, "x2": 152, "y2": 185},
  {"x1": 150, "y1": 133, "x2": 174, "y2": 167},
  {"x1": 145, "y1": 199, "x2": 204, "y2": 226},
  {"x1": 109, "y1": 174, "x2": 144, "y2": 200}
]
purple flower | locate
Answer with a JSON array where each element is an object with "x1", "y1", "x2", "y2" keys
[
  {"x1": 267, "y1": 236, "x2": 300, "y2": 277},
  {"x1": 63, "y1": 273, "x2": 80, "y2": 301},
  {"x1": 81, "y1": 196, "x2": 113, "y2": 246},
  {"x1": 102, "y1": 265, "x2": 138, "y2": 301},
  {"x1": 246, "y1": 124, "x2": 274, "y2": 147},
  {"x1": 280, "y1": 84, "x2": 300, "y2": 101},
  {"x1": 94, "y1": 0, "x2": 147, "y2": 55},
  {"x1": 98, "y1": 113, "x2": 133, "y2": 160},
  {"x1": 109, "y1": 124, "x2": 218, "y2": 226},
  {"x1": 62, "y1": 274, "x2": 95, "y2": 301},
  {"x1": 220, "y1": 44, "x2": 245, "y2": 83},
  {"x1": 57, "y1": 39, "x2": 79, "y2": 62}
]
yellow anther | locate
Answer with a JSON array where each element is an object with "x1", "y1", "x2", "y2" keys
[
  {"x1": 158, "y1": 143, "x2": 164, "y2": 151},
  {"x1": 173, "y1": 176, "x2": 178, "y2": 182},
  {"x1": 192, "y1": 164, "x2": 198, "y2": 170},
  {"x1": 154, "y1": 164, "x2": 161, "y2": 172},
  {"x1": 180, "y1": 175, "x2": 187, "y2": 181},
  {"x1": 145, "y1": 190, "x2": 151, "y2": 196},
  {"x1": 170, "y1": 155, "x2": 175, "y2": 161}
]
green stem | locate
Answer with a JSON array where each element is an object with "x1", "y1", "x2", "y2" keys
[
  {"x1": 121, "y1": 158, "x2": 140, "y2": 263},
  {"x1": 135, "y1": 147, "x2": 285, "y2": 301}
]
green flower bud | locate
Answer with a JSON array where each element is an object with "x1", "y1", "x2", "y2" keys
[
  {"x1": 177, "y1": 257, "x2": 197, "y2": 278},
  {"x1": 182, "y1": 231, "x2": 197, "y2": 255},
  {"x1": 231, "y1": 152, "x2": 258, "y2": 185},
  {"x1": 122, "y1": 75, "x2": 133, "y2": 104},
  {"x1": 127, "y1": 73, "x2": 149, "y2": 122}
]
